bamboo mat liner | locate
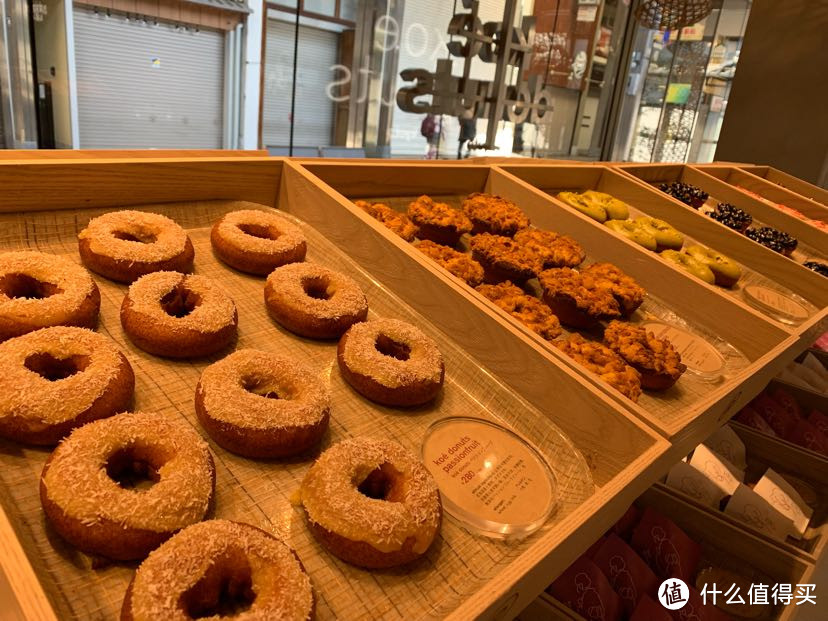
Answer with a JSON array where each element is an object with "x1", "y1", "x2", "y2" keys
[
  {"x1": 362, "y1": 195, "x2": 752, "y2": 430},
  {"x1": 0, "y1": 200, "x2": 594, "y2": 621}
]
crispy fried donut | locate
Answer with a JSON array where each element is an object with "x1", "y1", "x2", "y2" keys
[
  {"x1": 0, "y1": 251, "x2": 100, "y2": 342},
  {"x1": 300, "y1": 437, "x2": 441, "y2": 568},
  {"x1": 40, "y1": 411, "x2": 215, "y2": 560},
  {"x1": 78, "y1": 211, "x2": 195, "y2": 283},
  {"x1": 211, "y1": 209, "x2": 307, "y2": 275},
  {"x1": 337, "y1": 318, "x2": 444, "y2": 407},
  {"x1": 264, "y1": 263, "x2": 368, "y2": 339},
  {"x1": 120, "y1": 272, "x2": 238, "y2": 358},
  {"x1": 122, "y1": 520, "x2": 314, "y2": 621},
  {"x1": 195, "y1": 349, "x2": 330, "y2": 458},
  {"x1": 0, "y1": 327, "x2": 134, "y2": 445}
]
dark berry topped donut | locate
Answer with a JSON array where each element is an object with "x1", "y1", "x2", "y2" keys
[
  {"x1": 804, "y1": 261, "x2": 828, "y2": 278},
  {"x1": 658, "y1": 182, "x2": 709, "y2": 208},
  {"x1": 745, "y1": 226, "x2": 798, "y2": 256},
  {"x1": 708, "y1": 203, "x2": 753, "y2": 232}
]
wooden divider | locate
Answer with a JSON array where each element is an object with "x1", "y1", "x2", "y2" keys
[{"x1": 739, "y1": 166, "x2": 828, "y2": 208}]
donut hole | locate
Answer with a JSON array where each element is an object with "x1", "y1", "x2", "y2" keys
[
  {"x1": 375, "y1": 334, "x2": 411, "y2": 361},
  {"x1": 24, "y1": 352, "x2": 90, "y2": 381},
  {"x1": 357, "y1": 463, "x2": 404, "y2": 502},
  {"x1": 112, "y1": 229, "x2": 158, "y2": 244},
  {"x1": 181, "y1": 551, "x2": 256, "y2": 618},
  {"x1": 160, "y1": 285, "x2": 202, "y2": 318},
  {"x1": 105, "y1": 446, "x2": 167, "y2": 491},
  {"x1": 241, "y1": 375, "x2": 292, "y2": 400},
  {"x1": 237, "y1": 223, "x2": 282, "y2": 241},
  {"x1": 0, "y1": 273, "x2": 63, "y2": 299},
  {"x1": 301, "y1": 276, "x2": 332, "y2": 301}
]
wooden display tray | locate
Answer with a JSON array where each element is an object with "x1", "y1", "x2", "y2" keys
[
  {"x1": 0, "y1": 149, "x2": 268, "y2": 160},
  {"x1": 696, "y1": 165, "x2": 828, "y2": 223},
  {"x1": 293, "y1": 161, "x2": 800, "y2": 447},
  {"x1": 614, "y1": 164, "x2": 828, "y2": 266},
  {"x1": 544, "y1": 485, "x2": 818, "y2": 621},
  {"x1": 737, "y1": 166, "x2": 828, "y2": 210},
  {"x1": 0, "y1": 157, "x2": 670, "y2": 621},
  {"x1": 498, "y1": 164, "x2": 828, "y2": 343}
]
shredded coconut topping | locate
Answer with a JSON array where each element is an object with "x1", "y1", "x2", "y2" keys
[
  {"x1": 130, "y1": 520, "x2": 313, "y2": 621},
  {"x1": 0, "y1": 327, "x2": 122, "y2": 427},
  {"x1": 340, "y1": 318, "x2": 443, "y2": 388},
  {"x1": 125, "y1": 272, "x2": 237, "y2": 335},
  {"x1": 301, "y1": 437, "x2": 441, "y2": 554},
  {"x1": 42, "y1": 411, "x2": 214, "y2": 532},
  {"x1": 265, "y1": 262, "x2": 368, "y2": 321},
  {"x1": 78, "y1": 210, "x2": 189, "y2": 262},
  {"x1": 0, "y1": 251, "x2": 94, "y2": 324},
  {"x1": 213, "y1": 209, "x2": 307, "y2": 255},
  {"x1": 199, "y1": 349, "x2": 330, "y2": 430}
]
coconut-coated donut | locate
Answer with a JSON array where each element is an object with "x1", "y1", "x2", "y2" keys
[
  {"x1": 0, "y1": 327, "x2": 134, "y2": 445},
  {"x1": 211, "y1": 209, "x2": 307, "y2": 275},
  {"x1": 40, "y1": 411, "x2": 215, "y2": 560},
  {"x1": 300, "y1": 437, "x2": 441, "y2": 568},
  {"x1": 195, "y1": 349, "x2": 330, "y2": 458},
  {"x1": 78, "y1": 211, "x2": 195, "y2": 283},
  {"x1": 0, "y1": 251, "x2": 100, "y2": 342},
  {"x1": 121, "y1": 520, "x2": 314, "y2": 621},
  {"x1": 337, "y1": 318, "x2": 444, "y2": 407},
  {"x1": 264, "y1": 263, "x2": 368, "y2": 339},
  {"x1": 121, "y1": 272, "x2": 238, "y2": 358}
]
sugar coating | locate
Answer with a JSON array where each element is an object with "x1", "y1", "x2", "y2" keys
[
  {"x1": 214, "y1": 209, "x2": 307, "y2": 255},
  {"x1": 265, "y1": 262, "x2": 367, "y2": 321},
  {"x1": 300, "y1": 437, "x2": 441, "y2": 554},
  {"x1": 78, "y1": 210, "x2": 189, "y2": 262}
]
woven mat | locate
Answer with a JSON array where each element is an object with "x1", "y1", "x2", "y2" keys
[
  {"x1": 363, "y1": 195, "x2": 754, "y2": 430},
  {"x1": 0, "y1": 200, "x2": 594, "y2": 620}
]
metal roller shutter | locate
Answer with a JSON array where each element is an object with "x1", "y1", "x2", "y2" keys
[
  {"x1": 73, "y1": 7, "x2": 224, "y2": 148},
  {"x1": 262, "y1": 20, "x2": 337, "y2": 148}
]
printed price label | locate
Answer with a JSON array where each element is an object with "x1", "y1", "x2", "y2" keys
[
  {"x1": 642, "y1": 321, "x2": 725, "y2": 377},
  {"x1": 422, "y1": 418, "x2": 556, "y2": 537},
  {"x1": 743, "y1": 285, "x2": 810, "y2": 323}
]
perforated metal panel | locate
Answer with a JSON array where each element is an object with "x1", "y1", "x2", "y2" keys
[
  {"x1": 73, "y1": 8, "x2": 224, "y2": 148},
  {"x1": 261, "y1": 19, "x2": 337, "y2": 148}
]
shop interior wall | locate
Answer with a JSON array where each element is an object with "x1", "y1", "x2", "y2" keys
[
  {"x1": 34, "y1": 0, "x2": 72, "y2": 148},
  {"x1": 715, "y1": 0, "x2": 828, "y2": 187}
]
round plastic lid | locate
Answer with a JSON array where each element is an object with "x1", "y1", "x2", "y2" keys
[
  {"x1": 641, "y1": 320, "x2": 726, "y2": 381},
  {"x1": 421, "y1": 417, "x2": 557, "y2": 540},
  {"x1": 742, "y1": 284, "x2": 811, "y2": 325}
]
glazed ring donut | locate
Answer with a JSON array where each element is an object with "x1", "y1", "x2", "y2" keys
[
  {"x1": 337, "y1": 318, "x2": 444, "y2": 407},
  {"x1": 121, "y1": 272, "x2": 238, "y2": 358},
  {"x1": 211, "y1": 209, "x2": 307, "y2": 275},
  {"x1": 0, "y1": 326, "x2": 134, "y2": 445},
  {"x1": 300, "y1": 437, "x2": 442, "y2": 568},
  {"x1": 78, "y1": 210, "x2": 195, "y2": 283},
  {"x1": 0, "y1": 251, "x2": 100, "y2": 342},
  {"x1": 122, "y1": 520, "x2": 314, "y2": 621},
  {"x1": 264, "y1": 263, "x2": 368, "y2": 339},
  {"x1": 40, "y1": 411, "x2": 215, "y2": 560},
  {"x1": 195, "y1": 349, "x2": 331, "y2": 458}
]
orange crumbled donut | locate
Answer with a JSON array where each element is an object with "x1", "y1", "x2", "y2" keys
[
  {"x1": 462, "y1": 192, "x2": 529, "y2": 236},
  {"x1": 195, "y1": 349, "x2": 330, "y2": 458},
  {"x1": 120, "y1": 272, "x2": 238, "y2": 358},
  {"x1": 0, "y1": 326, "x2": 134, "y2": 445},
  {"x1": 555, "y1": 334, "x2": 642, "y2": 402},
  {"x1": 538, "y1": 267, "x2": 621, "y2": 328},
  {"x1": 264, "y1": 262, "x2": 368, "y2": 339},
  {"x1": 211, "y1": 209, "x2": 307, "y2": 275},
  {"x1": 581, "y1": 262, "x2": 646, "y2": 316},
  {"x1": 407, "y1": 195, "x2": 472, "y2": 246},
  {"x1": 415, "y1": 240, "x2": 484, "y2": 286},
  {"x1": 40, "y1": 411, "x2": 215, "y2": 560},
  {"x1": 469, "y1": 233, "x2": 537, "y2": 284},
  {"x1": 122, "y1": 520, "x2": 314, "y2": 621},
  {"x1": 476, "y1": 282, "x2": 562, "y2": 340},
  {"x1": 337, "y1": 318, "x2": 444, "y2": 407},
  {"x1": 603, "y1": 321, "x2": 686, "y2": 391},
  {"x1": 78, "y1": 211, "x2": 194, "y2": 283},
  {"x1": 0, "y1": 251, "x2": 100, "y2": 342},
  {"x1": 300, "y1": 437, "x2": 442, "y2": 568},
  {"x1": 514, "y1": 228, "x2": 585, "y2": 269},
  {"x1": 354, "y1": 200, "x2": 419, "y2": 242}
]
